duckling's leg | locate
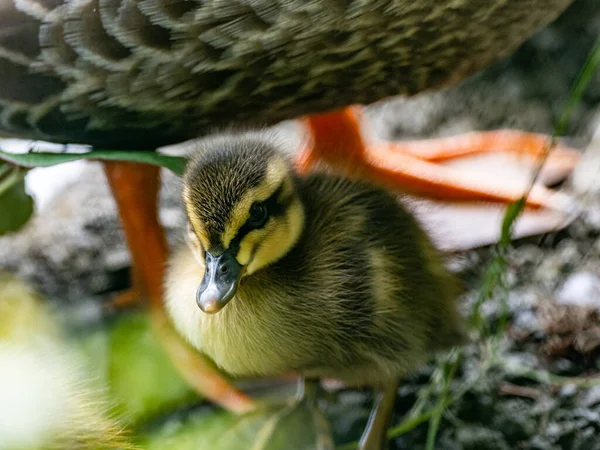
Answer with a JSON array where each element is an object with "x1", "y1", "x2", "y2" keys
[
  {"x1": 103, "y1": 160, "x2": 256, "y2": 414},
  {"x1": 296, "y1": 377, "x2": 320, "y2": 405},
  {"x1": 359, "y1": 381, "x2": 399, "y2": 450},
  {"x1": 297, "y1": 106, "x2": 579, "y2": 210}
]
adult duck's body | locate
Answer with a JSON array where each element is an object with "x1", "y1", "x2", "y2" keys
[
  {"x1": 0, "y1": 0, "x2": 575, "y2": 149},
  {"x1": 0, "y1": 0, "x2": 580, "y2": 412}
]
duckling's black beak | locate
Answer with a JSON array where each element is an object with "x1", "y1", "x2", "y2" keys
[{"x1": 196, "y1": 251, "x2": 243, "y2": 314}]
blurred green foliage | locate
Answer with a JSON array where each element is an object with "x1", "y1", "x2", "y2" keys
[{"x1": 0, "y1": 164, "x2": 33, "y2": 236}]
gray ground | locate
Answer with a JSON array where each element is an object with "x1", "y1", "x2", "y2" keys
[{"x1": 1, "y1": 0, "x2": 599, "y2": 447}]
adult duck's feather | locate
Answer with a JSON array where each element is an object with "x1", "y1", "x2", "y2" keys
[{"x1": 0, "y1": 0, "x2": 573, "y2": 149}]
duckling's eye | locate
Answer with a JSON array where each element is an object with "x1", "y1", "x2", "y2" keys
[{"x1": 248, "y1": 202, "x2": 268, "y2": 228}]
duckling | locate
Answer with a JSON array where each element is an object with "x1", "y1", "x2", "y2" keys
[{"x1": 165, "y1": 131, "x2": 466, "y2": 449}]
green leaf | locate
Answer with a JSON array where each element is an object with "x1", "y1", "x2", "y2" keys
[
  {"x1": 139, "y1": 397, "x2": 335, "y2": 450},
  {"x1": 106, "y1": 312, "x2": 199, "y2": 424},
  {"x1": 0, "y1": 174, "x2": 34, "y2": 236},
  {"x1": 0, "y1": 147, "x2": 188, "y2": 176},
  {"x1": 73, "y1": 311, "x2": 201, "y2": 427}
]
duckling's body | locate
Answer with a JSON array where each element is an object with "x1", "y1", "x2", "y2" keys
[
  {"x1": 166, "y1": 131, "x2": 465, "y2": 448},
  {"x1": 168, "y1": 162, "x2": 463, "y2": 387},
  {"x1": 166, "y1": 131, "x2": 464, "y2": 398}
]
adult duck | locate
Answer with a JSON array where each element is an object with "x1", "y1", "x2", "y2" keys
[{"x1": 0, "y1": 0, "x2": 578, "y2": 413}]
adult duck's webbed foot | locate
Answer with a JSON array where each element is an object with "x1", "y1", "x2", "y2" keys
[
  {"x1": 296, "y1": 106, "x2": 579, "y2": 212},
  {"x1": 103, "y1": 160, "x2": 256, "y2": 414}
]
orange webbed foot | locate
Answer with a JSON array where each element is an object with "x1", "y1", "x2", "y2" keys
[
  {"x1": 296, "y1": 106, "x2": 581, "y2": 250},
  {"x1": 298, "y1": 106, "x2": 579, "y2": 209}
]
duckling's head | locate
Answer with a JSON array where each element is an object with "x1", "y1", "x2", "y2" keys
[{"x1": 182, "y1": 133, "x2": 305, "y2": 314}]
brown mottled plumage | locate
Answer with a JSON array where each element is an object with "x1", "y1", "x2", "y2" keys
[
  {"x1": 165, "y1": 131, "x2": 465, "y2": 448},
  {"x1": 0, "y1": 0, "x2": 573, "y2": 149}
]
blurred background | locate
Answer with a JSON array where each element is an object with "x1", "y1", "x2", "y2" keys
[{"x1": 1, "y1": 0, "x2": 600, "y2": 448}]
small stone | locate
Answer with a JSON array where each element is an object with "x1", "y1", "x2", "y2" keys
[
  {"x1": 103, "y1": 249, "x2": 131, "y2": 271},
  {"x1": 571, "y1": 135, "x2": 600, "y2": 196},
  {"x1": 513, "y1": 309, "x2": 541, "y2": 333},
  {"x1": 551, "y1": 358, "x2": 575, "y2": 375},
  {"x1": 504, "y1": 352, "x2": 540, "y2": 373},
  {"x1": 571, "y1": 427, "x2": 600, "y2": 450},
  {"x1": 559, "y1": 384, "x2": 577, "y2": 397},
  {"x1": 584, "y1": 208, "x2": 600, "y2": 233},
  {"x1": 64, "y1": 300, "x2": 104, "y2": 327},
  {"x1": 557, "y1": 240, "x2": 583, "y2": 266},
  {"x1": 456, "y1": 426, "x2": 510, "y2": 450},
  {"x1": 556, "y1": 272, "x2": 600, "y2": 309},
  {"x1": 508, "y1": 290, "x2": 538, "y2": 310},
  {"x1": 529, "y1": 436, "x2": 558, "y2": 450},
  {"x1": 160, "y1": 207, "x2": 185, "y2": 229},
  {"x1": 492, "y1": 399, "x2": 536, "y2": 441}
]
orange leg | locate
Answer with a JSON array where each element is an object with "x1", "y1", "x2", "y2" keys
[
  {"x1": 297, "y1": 106, "x2": 579, "y2": 210},
  {"x1": 103, "y1": 161, "x2": 256, "y2": 414}
]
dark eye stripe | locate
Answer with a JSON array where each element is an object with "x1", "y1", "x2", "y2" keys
[{"x1": 229, "y1": 182, "x2": 293, "y2": 256}]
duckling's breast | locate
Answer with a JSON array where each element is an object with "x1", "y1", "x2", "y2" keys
[{"x1": 165, "y1": 246, "x2": 327, "y2": 377}]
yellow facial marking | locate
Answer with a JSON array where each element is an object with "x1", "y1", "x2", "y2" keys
[
  {"x1": 182, "y1": 185, "x2": 211, "y2": 250},
  {"x1": 183, "y1": 189, "x2": 210, "y2": 250},
  {"x1": 182, "y1": 155, "x2": 302, "y2": 275},
  {"x1": 222, "y1": 159, "x2": 288, "y2": 248},
  {"x1": 236, "y1": 231, "x2": 258, "y2": 266},
  {"x1": 188, "y1": 213, "x2": 210, "y2": 250},
  {"x1": 244, "y1": 199, "x2": 305, "y2": 275},
  {"x1": 185, "y1": 222, "x2": 206, "y2": 266}
]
